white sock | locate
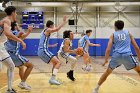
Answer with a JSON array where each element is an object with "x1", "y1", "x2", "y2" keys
[
  {"x1": 4, "y1": 58, "x2": 15, "y2": 90},
  {"x1": 51, "y1": 68, "x2": 58, "y2": 79},
  {"x1": 95, "y1": 84, "x2": 100, "y2": 90}
]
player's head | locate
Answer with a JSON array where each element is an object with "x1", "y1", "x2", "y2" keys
[
  {"x1": 4, "y1": 6, "x2": 17, "y2": 21},
  {"x1": 11, "y1": 21, "x2": 17, "y2": 31},
  {"x1": 46, "y1": 20, "x2": 54, "y2": 28},
  {"x1": 63, "y1": 30, "x2": 73, "y2": 40},
  {"x1": 86, "y1": 30, "x2": 92, "y2": 36},
  {"x1": 114, "y1": 20, "x2": 124, "y2": 31}
]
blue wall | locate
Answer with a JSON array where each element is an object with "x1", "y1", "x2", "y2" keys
[{"x1": 20, "y1": 38, "x2": 140, "y2": 56}]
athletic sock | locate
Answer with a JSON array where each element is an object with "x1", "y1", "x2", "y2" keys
[
  {"x1": 51, "y1": 68, "x2": 58, "y2": 80},
  {"x1": 95, "y1": 84, "x2": 100, "y2": 90}
]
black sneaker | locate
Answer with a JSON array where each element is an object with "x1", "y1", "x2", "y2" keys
[
  {"x1": 67, "y1": 70, "x2": 75, "y2": 81},
  {"x1": 7, "y1": 88, "x2": 17, "y2": 93}
]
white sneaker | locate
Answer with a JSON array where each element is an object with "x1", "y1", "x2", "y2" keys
[
  {"x1": 6, "y1": 89, "x2": 17, "y2": 93},
  {"x1": 24, "y1": 83, "x2": 31, "y2": 88},
  {"x1": 49, "y1": 79, "x2": 61, "y2": 85},
  {"x1": 86, "y1": 65, "x2": 93, "y2": 71},
  {"x1": 18, "y1": 82, "x2": 31, "y2": 90},
  {"x1": 82, "y1": 65, "x2": 87, "y2": 71},
  {"x1": 92, "y1": 88, "x2": 98, "y2": 93}
]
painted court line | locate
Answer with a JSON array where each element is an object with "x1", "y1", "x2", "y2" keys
[{"x1": 0, "y1": 79, "x2": 20, "y2": 91}]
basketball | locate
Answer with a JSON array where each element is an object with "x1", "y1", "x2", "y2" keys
[
  {"x1": 76, "y1": 47, "x2": 84, "y2": 56},
  {"x1": 18, "y1": 31, "x2": 24, "y2": 38}
]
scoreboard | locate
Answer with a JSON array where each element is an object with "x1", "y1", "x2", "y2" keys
[{"x1": 22, "y1": 11, "x2": 44, "y2": 29}]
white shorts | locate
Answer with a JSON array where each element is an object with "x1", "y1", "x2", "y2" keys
[
  {"x1": 0, "y1": 44, "x2": 10, "y2": 61},
  {"x1": 57, "y1": 52, "x2": 77, "y2": 63}
]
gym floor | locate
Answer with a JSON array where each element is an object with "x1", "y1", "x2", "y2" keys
[{"x1": 0, "y1": 57, "x2": 140, "y2": 93}]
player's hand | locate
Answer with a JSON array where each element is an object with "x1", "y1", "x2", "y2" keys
[
  {"x1": 74, "y1": 49, "x2": 78, "y2": 54},
  {"x1": 28, "y1": 25, "x2": 33, "y2": 33},
  {"x1": 96, "y1": 44, "x2": 101, "y2": 47},
  {"x1": 21, "y1": 41, "x2": 26, "y2": 50},
  {"x1": 54, "y1": 43, "x2": 58, "y2": 46},
  {"x1": 63, "y1": 16, "x2": 67, "y2": 22},
  {"x1": 102, "y1": 61, "x2": 108, "y2": 66}
]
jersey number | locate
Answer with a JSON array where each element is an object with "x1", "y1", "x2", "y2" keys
[{"x1": 118, "y1": 34, "x2": 126, "y2": 40}]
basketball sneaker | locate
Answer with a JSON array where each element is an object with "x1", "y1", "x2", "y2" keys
[
  {"x1": 18, "y1": 82, "x2": 31, "y2": 90},
  {"x1": 67, "y1": 70, "x2": 75, "y2": 81},
  {"x1": 85, "y1": 65, "x2": 93, "y2": 71},
  {"x1": 6, "y1": 88, "x2": 17, "y2": 93},
  {"x1": 92, "y1": 88, "x2": 99, "y2": 93},
  {"x1": 49, "y1": 79, "x2": 61, "y2": 85},
  {"x1": 82, "y1": 65, "x2": 87, "y2": 71}
]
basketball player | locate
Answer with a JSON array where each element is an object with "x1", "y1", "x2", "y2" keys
[
  {"x1": 93, "y1": 20, "x2": 140, "y2": 93},
  {"x1": 0, "y1": 6, "x2": 26, "y2": 93},
  {"x1": 57, "y1": 30, "x2": 78, "y2": 81},
  {"x1": 5, "y1": 21, "x2": 33, "y2": 90},
  {"x1": 38, "y1": 16, "x2": 67, "y2": 85},
  {"x1": 78, "y1": 32, "x2": 85, "y2": 47},
  {"x1": 79, "y1": 30, "x2": 100, "y2": 71}
]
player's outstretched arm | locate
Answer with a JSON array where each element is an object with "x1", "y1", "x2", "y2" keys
[
  {"x1": 86, "y1": 40, "x2": 101, "y2": 47},
  {"x1": 20, "y1": 26, "x2": 33, "y2": 39},
  {"x1": 103, "y1": 34, "x2": 113, "y2": 66},
  {"x1": 47, "y1": 16, "x2": 67, "y2": 34},
  {"x1": 130, "y1": 33, "x2": 140, "y2": 62},
  {"x1": 48, "y1": 43, "x2": 58, "y2": 47},
  {"x1": 3, "y1": 20, "x2": 26, "y2": 49}
]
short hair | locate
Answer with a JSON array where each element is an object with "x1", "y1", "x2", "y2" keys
[
  {"x1": 11, "y1": 21, "x2": 17, "y2": 31},
  {"x1": 114, "y1": 20, "x2": 124, "y2": 30},
  {"x1": 63, "y1": 30, "x2": 72, "y2": 39},
  {"x1": 46, "y1": 20, "x2": 54, "y2": 27},
  {"x1": 86, "y1": 30, "x2": 92, "y2": 34},
  {"x1": 4, "y1": 6, "x2": 16, "y2": 16}
]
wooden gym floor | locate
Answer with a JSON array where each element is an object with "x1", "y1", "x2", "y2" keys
[{"x1": 0, "y1": 56, "x2": 140, "y2": 93}]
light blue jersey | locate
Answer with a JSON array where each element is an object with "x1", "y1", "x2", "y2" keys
[
  {"x1": 113, "y1": 30, "x2": 132, "y2": 54},
  {"x1": 109, "y1": 29, "x2": 138, "y2": 70},
  {"x1": 79, "y1": 35, "x2": 89, "y2": 52},
  {"x1": 4, "y1": 30, "x2": 28, "y2": 67},
  {"x1": 38, "y1": 28, "x2": 54, "y2": 63},
  {"x1": 4, "y1": 30, "x2": 20, "y2": 53},
  {"x1": 38, "y1": 28, "x2": 50, "y2": 50}
]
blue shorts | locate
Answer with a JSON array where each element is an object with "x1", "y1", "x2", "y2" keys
[
  {"x1": 8, "y1": 51, "x2": 29, "y2": 67},
  {"x1": 38, "y1": 49, "x2": 55, "y2": 63},
  {"x1": 109, "y1": 53, "x2": 139, "y2": 70}
]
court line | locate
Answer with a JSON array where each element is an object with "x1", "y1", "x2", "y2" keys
[
  {"x1": 0, "y1": 79, "x2": 21, "y2": 91},
  {"x1": 92, "y1": 57, "x2": 140, "y2": 83}
]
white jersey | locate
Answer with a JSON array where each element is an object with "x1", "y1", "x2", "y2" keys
[
  {"x1": 58, "y1": 38, "x2": 72, "y2": 58},
  {"x1": 0, "y1": 26, "x2": 10, "y2": 61}
]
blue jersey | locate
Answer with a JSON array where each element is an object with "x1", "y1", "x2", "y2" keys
[
  {"x1": 113, "y1": 30, "x2": 132, "y2": 54},
  {"x1": 79, "y1": 35, "x2": 89, "y2": 52},
  {"x1": 4, "y1": 30, "x2": 20, "y2": 53},
  {"x1": 38, "y1": 28, "x2": 50, "y2": 50}
]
